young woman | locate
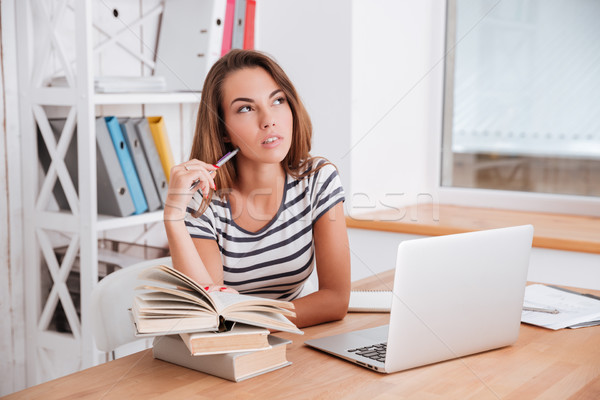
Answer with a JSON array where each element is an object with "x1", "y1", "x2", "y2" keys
[{"x1": 163, "y1": 49, "x2": 350, "y2": 328}]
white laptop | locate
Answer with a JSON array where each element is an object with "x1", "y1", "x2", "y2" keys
[{"x1": 305, "y1": 225, "x2": 534, "y2": 373}]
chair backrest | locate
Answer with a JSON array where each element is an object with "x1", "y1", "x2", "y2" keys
[{"x1": 91, "y1": 256, "x2": 172, "y2": 353}]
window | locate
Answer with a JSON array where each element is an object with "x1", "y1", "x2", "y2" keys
[{"x1": 441, "y1": 0, "x2": 600, "y2": 205}]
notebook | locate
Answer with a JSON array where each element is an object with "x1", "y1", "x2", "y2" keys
[
  {"x1": 305, "y1": 225, "x2": 534, "y2": 373},
  {"x1": 348, "y1": 290, "x2": 392, "y2": 312}
]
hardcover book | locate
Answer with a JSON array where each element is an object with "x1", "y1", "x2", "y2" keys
[
  {"x1": 152, "y1": 334, "x2": 292, "y2": 382},
  {"x1": 180, "y1": 324, "x2": 270, "y2": 355}
]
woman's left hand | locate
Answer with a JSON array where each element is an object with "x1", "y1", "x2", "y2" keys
[{"x1": 202, "y1": 285, "x2": 239, "y2": 294}]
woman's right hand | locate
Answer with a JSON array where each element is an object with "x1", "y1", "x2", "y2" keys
[{"x1": 163, "y1": 160, "x2": 219, "y2": 222}]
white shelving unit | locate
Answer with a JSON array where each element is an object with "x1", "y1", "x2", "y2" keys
[{"x1": 15, "y1": 0, "x2": 200, "y2": 385}]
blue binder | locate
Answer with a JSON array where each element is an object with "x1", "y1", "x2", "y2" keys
[{"x1": 104, "y1": 116, "x2": 148, "y2": 214}]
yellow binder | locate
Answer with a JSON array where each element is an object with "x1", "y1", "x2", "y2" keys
[{"x1": 147, "y1": 116, "x2": 175, "y2": 182}]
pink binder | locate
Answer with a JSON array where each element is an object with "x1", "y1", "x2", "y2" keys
[{"x1": 221, "y1": 0, "x2": 236, "y2": 56}]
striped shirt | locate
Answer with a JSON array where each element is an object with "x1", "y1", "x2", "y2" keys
[{"x1": 184, "y1": 161, "x2": 345, "y2": 301}]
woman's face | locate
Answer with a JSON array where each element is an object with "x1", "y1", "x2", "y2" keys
[{"x1": 221, "y1": 67, "x2": 293, "y2": 165}]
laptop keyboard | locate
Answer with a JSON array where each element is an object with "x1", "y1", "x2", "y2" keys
[{"x1": 347, "y1": 342, "x2": 387, "y2": 363}]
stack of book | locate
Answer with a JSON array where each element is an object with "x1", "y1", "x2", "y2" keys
[
  {"x1": 133, "y1": 265, "x2": 303, "y2": 382},
  {"x1": 38, "y1": 116, "x2": 174, "y2": 217}
]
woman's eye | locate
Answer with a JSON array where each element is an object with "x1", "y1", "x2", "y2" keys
[
  {"x1": 273, "y1": 97, "x2": 286, "y2": 105},
  {"x1": 238, "y1": 105, "x2": 252, "y2": 113}
]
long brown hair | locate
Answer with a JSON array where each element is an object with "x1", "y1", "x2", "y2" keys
[{"x1": 190, "y1": 49, "x2": 328, "y2": 216}]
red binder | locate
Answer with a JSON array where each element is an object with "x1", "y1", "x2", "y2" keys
[
  {"x1": 243, "y1": 0, "x2": 256, "y2": 49},
  {"x1": 221, "y1": 0, "x2": 236, "y2": 56}
]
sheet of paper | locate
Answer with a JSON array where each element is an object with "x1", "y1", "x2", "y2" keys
[{"x1": 521, "y1": 284, "x2": 600, "y2": 330}]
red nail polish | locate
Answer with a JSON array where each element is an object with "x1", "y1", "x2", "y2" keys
[
  {"x1": 212, "y1": 164, "x2": 220, "y2": 169},
  {"x1": 204, "y1": 286, "x2": 210, "y2": 291},
  {"x1": 220, "y1": 287, "x2": 227, "y2": 291}
]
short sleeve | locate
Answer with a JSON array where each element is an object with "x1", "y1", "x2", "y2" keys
[
  {"x1": 310, "y1": 162, "x2": 345, "y2": 223},
  {"x1": 184, "y1": 192, "x2": 218, "y2": 240}
]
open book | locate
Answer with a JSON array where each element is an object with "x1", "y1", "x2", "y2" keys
[{"x1": 133, "y1": 264, "x2": 303, "y2": 335}]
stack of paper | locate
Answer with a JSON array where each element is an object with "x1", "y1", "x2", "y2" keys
[
  {"x1": 50, "y1": 76, "x2": 167, "y2": 93},
  {"x1": 348, "y1": 290, "x2": 392, "y2": 313},
  {"x1": 521, "y1": 284, "x2": 600, "y2": 330}
]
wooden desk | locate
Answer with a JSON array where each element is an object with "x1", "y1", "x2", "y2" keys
[{"x1": 7, "y1": 273, "x2": 600, "y2": 400}]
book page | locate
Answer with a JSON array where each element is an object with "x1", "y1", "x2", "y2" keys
[
  {"x1": 137, "y1": 284, "x2": 214, "y2": 311},
  {"x1": 135, "y1": 296, "x2": 215, "y2": 315},
  {"x1": 137, "y1": 291, "x2": 204, "y2": 306},
  {"x1": 226, "y1": 310, "x2": 302, "y2": 334},
  {"x1": 210, "y1": 291, "x2": 294, "y2": 314},
  {"x1": 138, "y1": 265, "x2": 217, "y2": 310}
]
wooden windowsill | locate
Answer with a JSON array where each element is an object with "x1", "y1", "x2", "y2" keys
[{"x1": 346, "y1": 204, "x2": 600, "y2": 255}]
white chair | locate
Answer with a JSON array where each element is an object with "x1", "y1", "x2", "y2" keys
[{"x1": 90, "y1": 256, "x2": 172, "y2": 358}]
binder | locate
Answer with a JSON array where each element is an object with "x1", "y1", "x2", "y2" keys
[
  {"x1": 146, "y1": 116, "x2": 175, "y2": 183},
  {"x1": 119, "y1": 118, "x2": 162, "y2": 211},
  {"x1": 243, "y1": 0, "x2": 256, "y2": 49},
  {"x1": 133, "y1": 117, "x2": 168, "y2": 207},
  {"x1": 231, "y1": 0, "x2": 246, "y2": 49},
  {"x1": 105, "y1": 116, "x2": 148, "y2": 215},
  {"x1": 221, "y1": 0, "x2": 235, "y2": 55},
  {"x1": 155, "y1": 0, "x2": 227, "y2": 91},
  {"x1": 95, "y1": 117, "x2": 136, "y2": 217}
]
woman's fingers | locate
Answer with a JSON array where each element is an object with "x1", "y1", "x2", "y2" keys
[
  {"x1": 173, "y1": 160, "x2": 218, "y2": 197},
  {"x1": 164, "y1": 160, "x2": 218, "y2": 219},
  {"x1": 202, "y1": 285, "x2": 239, "y2": 294}
]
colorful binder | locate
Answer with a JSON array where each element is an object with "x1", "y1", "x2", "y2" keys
[
  {"x1": 221, "y1": 0, "x2": 236, "y2": 55},
  {"x1": 231, "y1": 0, "x2": 246, "y2": 49},
  {"x1": 243, "y1": 0, "x2": 256, "y2": 49},
  {"x1": 133, "y1": 117, "x2": 168, "y2": 207},
  {"x1": 119, "y1": 118, "x2": 162, "y2": 211},
  {"x1": 146, "y1": 116, "x2": 175, "y2": 183},
  {"x1": 105, "y1": 116, "x2": 148, "y2": 214},
  {"x1": 95, "y1": 117, "x2": 136, "y2": 217}
]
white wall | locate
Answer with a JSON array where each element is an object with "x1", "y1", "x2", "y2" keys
[
  {"x1": 258, "y1": 1, "x2": 447, "y2": 216},
  {"x1": 349, "y1": 0, "x2": 446, "y2": 215},
  {"x1": 256, "y1": 0, "x2": 353, "y2": 193}
]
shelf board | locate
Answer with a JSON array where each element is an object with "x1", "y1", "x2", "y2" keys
[
  {"x1": 96, "y1": 210, "x2": 163, "y2": 231},
  {"x1": 36, "y1": 210, "x2": 164, "y2": 232},
  {"x1": 94, "y1": 91, "x2": 201, "y2": 105}
]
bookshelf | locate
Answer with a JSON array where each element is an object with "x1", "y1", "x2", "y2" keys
[{"x1": 15, "y1": 0, "x2": 200, "y2": 385}]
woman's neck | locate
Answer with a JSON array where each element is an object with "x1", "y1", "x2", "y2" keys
[
  {"x1": 234, "y1": 159, "x2": 285, "y2": 195},
  {"x1": 230, "y1": 159, "x2": 286, "y2": 231}
]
